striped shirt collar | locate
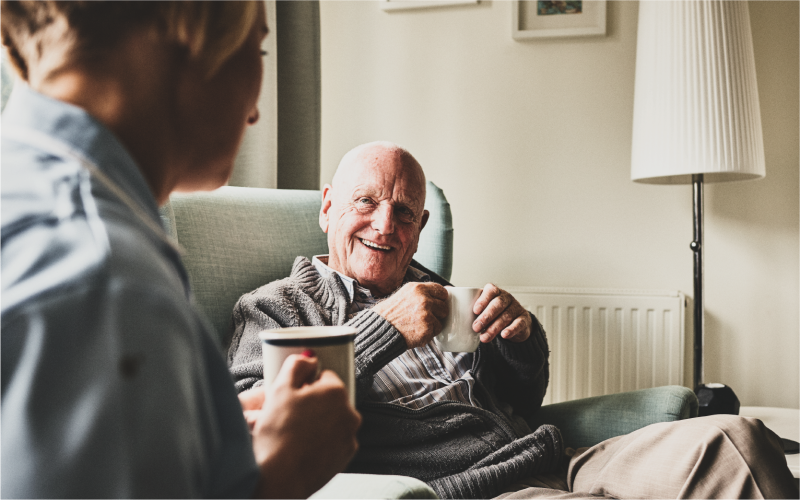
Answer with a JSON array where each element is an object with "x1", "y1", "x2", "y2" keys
[{"x1": 311, "y1": 255, "x2": 430, "y2": 302}]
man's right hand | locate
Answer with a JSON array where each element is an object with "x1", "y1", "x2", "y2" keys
[
  {"x1": 372, "y1": 282, "x2": 449, "y2": 349},
  {"x1": 245, "y1": 354, "x2": 362, "y2": 499}
]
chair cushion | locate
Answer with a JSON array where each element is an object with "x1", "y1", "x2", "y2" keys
[
  {"x1": 165, "y1": 186, "x2": 327, "y2": 344},
  {"x1": 418, "y1": 182, "x2": 453, "y2": 284}
]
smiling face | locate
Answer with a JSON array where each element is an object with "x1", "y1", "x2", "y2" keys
[{"x1": 320, "y1": 143, "x2": 429, "y2": 298}]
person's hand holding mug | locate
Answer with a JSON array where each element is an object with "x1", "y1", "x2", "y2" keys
[
  {"x1": 239, "y1": 353, "x2": 362, "y2": 499},
  {"x1": 372, "y1": 282, "x2": 449, "y2": 349},
  {"x1": 473, "y1": 283, "x2": 531, "y2": 343}
]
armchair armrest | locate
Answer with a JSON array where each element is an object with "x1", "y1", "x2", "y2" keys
[
  {"x1": 527, "y1": 385, "x2": 698, "y2": 449},
  {"x1": 310, "y1": 473, "x2": 438, "y2": 499}
]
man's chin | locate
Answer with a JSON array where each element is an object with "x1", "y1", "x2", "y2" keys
[{"x1": 353, "y1": 269, "x2": 403, "y2": 297}]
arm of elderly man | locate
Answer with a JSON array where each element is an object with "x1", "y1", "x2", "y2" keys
[{"x1": 367, "y1": 280, "x2": 548, "y2": 413}]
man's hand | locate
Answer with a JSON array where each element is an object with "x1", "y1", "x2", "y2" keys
[
  {"x1": 472, "y1": 284, "x2": 531, "y2": 343},
  {"x1": 244, "y1": 354, "x2": 362, "y2": 499},
  {"x1": 372, "y1": 282, "x2": 449, "y2": 349}
]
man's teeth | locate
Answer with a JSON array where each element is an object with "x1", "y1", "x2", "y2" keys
[{"x1": 360, "y1": 239, "x2": 391, "y2": 251}]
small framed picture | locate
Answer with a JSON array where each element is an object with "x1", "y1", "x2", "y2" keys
[
  {"x1": 381, "y1": 0, "x2": 479, "y2": 11},
  {"x1": 513, "y1": 0, "x2": 607, "y2": 40}
]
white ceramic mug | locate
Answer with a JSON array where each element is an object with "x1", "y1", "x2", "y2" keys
[
  {"x1": 434, "y1": 287, "x2": 482, "y2": 352},
  {"x1": 259, "y1": 326, "x2": 356, "y2": 405}
]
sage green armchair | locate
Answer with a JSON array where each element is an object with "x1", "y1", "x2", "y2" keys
[{"x1": 160, "y1": 184, "x2": 697, "y2": 499}]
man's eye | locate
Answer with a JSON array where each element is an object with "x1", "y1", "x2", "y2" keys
[
  {"x1": 397, "y1": 207, "x2": 415, "y2": 222},
  {"x1": 354, "y1": 198, "x2": 375, "y2": 211}
]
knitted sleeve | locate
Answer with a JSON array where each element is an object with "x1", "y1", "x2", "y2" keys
[
  {"x1": 226, "y1": 281, "x2": 305, "y2": 392},
  {"x1": 347, "y1": 309, "x2": 408, "y2": 402},
  {"x1": 226, "y1": 257, "x2": 343, "y2": 392},
  {"x1": 489, "y1": 314, "x2": 551, "y2": 418},
  {"x1": 427, "y1": 424, "x2": 563, "y2": 499}
]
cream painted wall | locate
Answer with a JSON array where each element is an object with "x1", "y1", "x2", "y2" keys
[{"x1": 319, "y1": 0, "x2": 799, "y2": 409}]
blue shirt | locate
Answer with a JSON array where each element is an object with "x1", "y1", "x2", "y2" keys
[{"x1": 1, "y1": 85, "x2": 259, "y2": 498}]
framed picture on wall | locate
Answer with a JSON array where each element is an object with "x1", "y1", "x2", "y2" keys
[
  {"x1": 381, "y1": 0, "x2": 479, "y2": 11},
  {"x1": 512, "y1": 0, "x2": 606, "y2": 39}
]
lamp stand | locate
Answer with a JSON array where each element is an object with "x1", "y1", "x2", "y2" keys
[
  {"x1": 691, "y1": 174, "x2": 704, "y2": 390},
  {"x1": 691, "y1": 174, "x2": 741, "y2": 417}
]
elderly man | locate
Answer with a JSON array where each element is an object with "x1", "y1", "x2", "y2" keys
[{"x1": 228, "y1": 141, "x2": 797, "y2": 499}]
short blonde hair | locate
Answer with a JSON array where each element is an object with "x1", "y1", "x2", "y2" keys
[{"x1": 1, "y1": 1, "x2": 259, "y2": 82}]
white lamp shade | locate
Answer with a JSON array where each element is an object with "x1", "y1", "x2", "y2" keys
[{"x1": 631, "y1": 0, "x2": 765, "y2": 185}]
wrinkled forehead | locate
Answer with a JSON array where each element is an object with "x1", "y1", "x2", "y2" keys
[{"x1": 334, "y1": 145, "x2": 426, "y2": 207}]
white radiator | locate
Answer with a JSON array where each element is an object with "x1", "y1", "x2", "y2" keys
[{"x1": 505, "y1": 287, "x2": 687, "y2": 405}]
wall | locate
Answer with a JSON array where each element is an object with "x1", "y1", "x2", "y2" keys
[{"x1": 319, "y1": 0, "x2": 799, "y2": 408}]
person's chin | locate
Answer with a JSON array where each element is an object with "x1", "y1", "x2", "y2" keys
[
  {"x1": 174, "y1": 157, "x2": 235, "y2": 193},
  {"x1": 356, "y1": 269, "x2": 404, "y2": 291}
]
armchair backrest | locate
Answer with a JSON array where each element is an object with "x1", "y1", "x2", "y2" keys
[{"x1": 160, "y1": 182, "x2": 453, "y2": 342}]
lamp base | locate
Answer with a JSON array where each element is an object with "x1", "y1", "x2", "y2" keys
[{"x1": 695, "y1": 383, "x2": 740, "y2": 417}]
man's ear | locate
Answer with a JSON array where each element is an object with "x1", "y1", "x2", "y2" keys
[
  {"x1": 411, "y1": 210, "x2": 430, "y2": 256},
  {"x1": 419, "y1": 210, "x2": 430, "y2": 232},
  {"x1": 319, "y1": 184, "x2": 333, "y2": 233}
]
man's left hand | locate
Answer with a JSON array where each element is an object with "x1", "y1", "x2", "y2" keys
[{"x1": 472, "y1": 284, "x2": 531, "y2": 343}]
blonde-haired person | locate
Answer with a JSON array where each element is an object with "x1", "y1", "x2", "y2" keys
[{"x1": 0, "y1": 2, "x2": 360, "y2": 498}]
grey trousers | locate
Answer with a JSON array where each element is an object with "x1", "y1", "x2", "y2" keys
[{"x1": 497, "y1": 415, "x2": 799, "y2": 499}]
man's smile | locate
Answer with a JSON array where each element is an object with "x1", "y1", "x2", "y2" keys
[{"x1": 359, "y1": 238, "x2": 392, "y2": 251}]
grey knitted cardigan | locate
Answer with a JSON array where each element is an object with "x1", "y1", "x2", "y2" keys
[{"x1": 227, "y1": 257, "x2": 563, "y2": 499}]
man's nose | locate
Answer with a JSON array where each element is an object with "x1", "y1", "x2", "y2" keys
[{"x1": 372, "y1": 204, "x2": 395, "y2": 234}]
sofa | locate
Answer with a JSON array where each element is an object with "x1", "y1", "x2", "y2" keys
[{"x1": 160, "y1": 183, "x2": 698, "y2": 499}]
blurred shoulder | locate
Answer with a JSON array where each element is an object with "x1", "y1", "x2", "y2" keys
[{"x1": 2, "y1": 158, "x2": 185, "y2": 317}]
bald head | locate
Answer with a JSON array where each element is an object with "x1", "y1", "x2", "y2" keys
[
  {"x1": 332, "y1": 141, "x2": 425, "y2": 196},
  {"x1": 320, "y1": 141, "x2": 429, "y2": 297}
]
